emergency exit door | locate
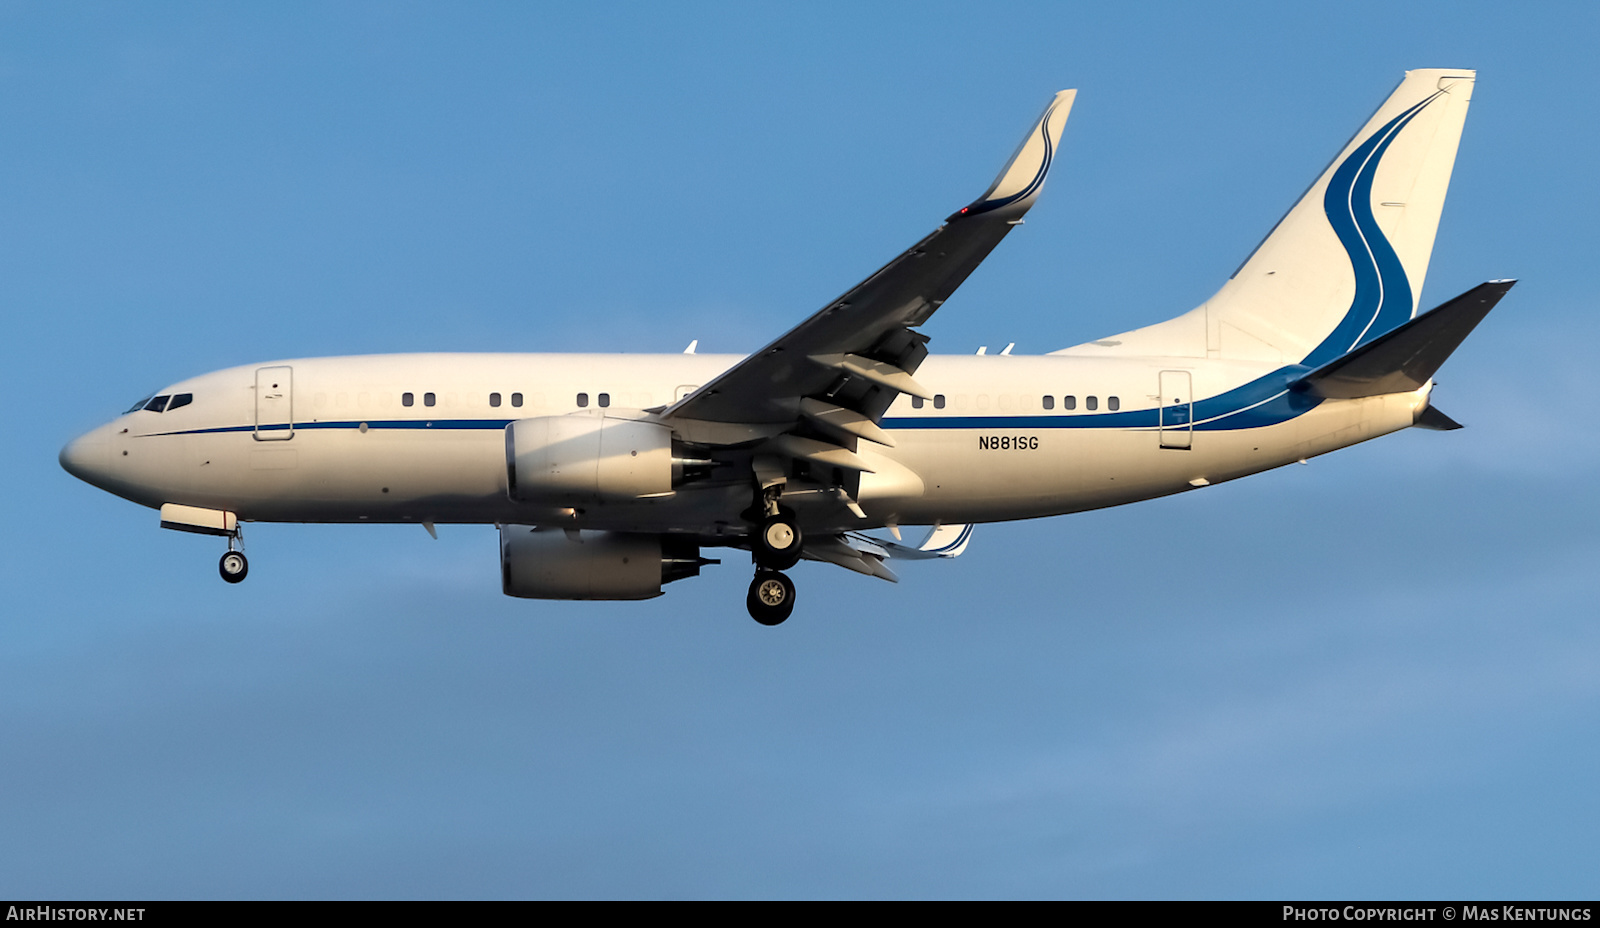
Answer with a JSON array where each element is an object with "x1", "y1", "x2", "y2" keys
[
  {"x1": 255, "y1": 366, "x2": 294, "y2": 440},
  {"x1": 1159, "y1": 370, "x2": 1192, "y2": 450}
]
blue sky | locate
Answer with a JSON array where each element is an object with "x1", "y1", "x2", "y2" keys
[{"x1": 4, "y1": 1, "x2": 1599, "y2": 899}]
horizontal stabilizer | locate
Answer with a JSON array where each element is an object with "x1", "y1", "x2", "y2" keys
[
  {"x1": 1294, "y1": 280, "x2": 1514, "y2": 399},
  {"x1": 1414, "y1": 405, "x2": 1464, "y2": 431}
]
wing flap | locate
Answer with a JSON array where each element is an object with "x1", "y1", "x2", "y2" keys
[
  {"x1": 803, "y1": 535, "x2": 900, "y2": 583},
  {"x1": 798, "y1": 398, "x2": 896, "y2": 447},
  {"x1": 809, "y1": 353, "x2": 935, "y2": 400}
]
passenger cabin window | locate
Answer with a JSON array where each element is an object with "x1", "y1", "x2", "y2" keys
[
  {"x1": 933, "y1": 394, "x2": 946, "y2": 409},
  {"x1": 1042, "y1": 395, "x2": 1054, "y2": 410},
  {"x1": 1086, "y1": 396, "x2": 1098, "y2": 411},
  {"x1": 511, "y1": 393, "x2": 523, "y2": 408},
  {"x1": 1108, "y1": 396, "x2": 1120, "y2": 411},
  {"x1": 598, "y1": 393, "x2": 610, "y2": 408},
  {"x1": 143, "y1": 395, "x2": 170, "y2": 413},
  {"x1": 424, "y1": 392, "x2": 436, "y2": 407},
  {"x1": 490, "y1": 392, "x2": 502, "y2": 408},
  {"x1": 402, "y1": 392, "x2": 415, "y2": 407},
  {"x1": 911, "y1": 396, "x2": 924, "y2": 409},
  {"x1": 576, "y1": 393, "x2": 589, "y2": 408},
  {"x1": 167, "y1": 393, "x2": 193, "y2": 412},
  {"x1": 1063, "y1": 395, "x2": 1077, "y2": 410}
]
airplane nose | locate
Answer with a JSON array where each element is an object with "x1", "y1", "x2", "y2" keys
[{"x1": 60, "y1": 428, "x2": 110, "y2": 484}]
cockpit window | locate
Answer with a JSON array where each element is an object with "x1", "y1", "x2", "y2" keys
[
  {"x1": 126, "y1": 394, "x2": 156, "y2": 414},
  {"x1": 167, "y1": 393, "x2": 193, "y2": 411},
  {"x1": 143, "y1": 395, "x2": 171, "y2": 413}
]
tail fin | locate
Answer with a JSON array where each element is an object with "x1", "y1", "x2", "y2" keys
[{"x1": 1058, "y1": 70, "x2": 1475, "y2": 364}]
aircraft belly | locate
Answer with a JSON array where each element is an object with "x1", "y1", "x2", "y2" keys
[{"x1": 171, "y1": 428, "x2": 511, "y2": 522}]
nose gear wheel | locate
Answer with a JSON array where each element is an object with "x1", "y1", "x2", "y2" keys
[{"x1": 219, "y1": 551, "x2": 249, "y2": 584}]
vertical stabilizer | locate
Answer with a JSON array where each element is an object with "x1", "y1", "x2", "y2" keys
[{"x1": 1057, "y1": 70, "x2": 1475, "y2": 365}]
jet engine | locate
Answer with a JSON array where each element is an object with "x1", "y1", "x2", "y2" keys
[
  {"x1": 499, "y1": 525, "x2": 709, "y2": 600},
  {"x1": 505, "y1": 416, "x2": 712, "y2": 504}
]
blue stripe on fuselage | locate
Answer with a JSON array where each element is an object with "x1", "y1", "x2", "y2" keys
[{"x1": 147, "y1": 418, "x2": 518, "y2": 437}]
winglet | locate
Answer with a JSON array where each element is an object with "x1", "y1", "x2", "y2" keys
[
  {"x1": 917, "y1": 522, "x2": 973, "y2": 558},
  {"x1": 854, "y1": 523, "x2": 975, "y2": 561},
  {"x1": 950, "y1": 90, "x2": 1076, "y2": 222}
]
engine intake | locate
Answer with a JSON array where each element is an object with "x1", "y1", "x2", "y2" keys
[{"x1": 500, "y1": 526, "x2": 709, "y2": 600}]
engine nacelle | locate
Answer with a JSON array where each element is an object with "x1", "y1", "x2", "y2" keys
[
  {"x1": 505, "y1": 416, "x2": 673, "y2": 504},
  {"x1": 500, "y1": 525, "x2": 706, "y2": 600}
]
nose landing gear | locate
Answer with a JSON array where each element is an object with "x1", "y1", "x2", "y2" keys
[{"x1": 218, "y1": 528, "x2": 248, "y2": 584}]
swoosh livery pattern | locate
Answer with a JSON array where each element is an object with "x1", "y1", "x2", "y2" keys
[
  {"x1": 923, "y1": 523, "x2": 973, "y2": 556},
  {"x1": 962, "y1": 97, "x2": 1064, "y2": 217},
  {"x1": 1301, "y1": 90, "x2": 1443, "y2": 369}
]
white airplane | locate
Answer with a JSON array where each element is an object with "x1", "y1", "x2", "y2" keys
[{"x1": 61, "y1": 69, "x2": 1509, "y2": 625}]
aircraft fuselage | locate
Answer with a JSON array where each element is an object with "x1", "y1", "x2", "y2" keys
[{"x1": 61, "y1": 350, "x2": 1426, "y2": 534}]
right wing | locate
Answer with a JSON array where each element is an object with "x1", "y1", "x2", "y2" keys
[{"x1": 661, "y1": 91, "x2": 1076, "y2": 443}]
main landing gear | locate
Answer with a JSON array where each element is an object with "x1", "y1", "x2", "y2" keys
[
  {"x1": 746, "y1": 570, "x2": 795, "y2": 626},
  {"x1": 746, "y1": 491, "x2": 802, "y2": 625},
  {"x1": 753, "y1": 510, "x2": 803, "y2": 570},
  {"x1": 218, "y1": 528, "x2": 248, "y2": 584}
]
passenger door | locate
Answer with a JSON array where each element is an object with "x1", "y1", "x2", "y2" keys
[
  {"x1": 1159, "y1": 370, "x2": 1192, "y2": 450},
  {"x1": 255, "y1": 366, "x2": 294, "y2": 441}
]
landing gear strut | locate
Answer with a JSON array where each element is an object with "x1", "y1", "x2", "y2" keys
[
  {"x1": 750, "y1": 481, "x2": 802, "y2": 570},
  {"x1": 747, "y1": 570, "x2": 795, "y2": 625},
  {"x1": 746, "y1": 480, "x2": 801, "y2": 623},
  {"x1": 218, "y1": 528, "x2": 248, "y2": 584}
]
